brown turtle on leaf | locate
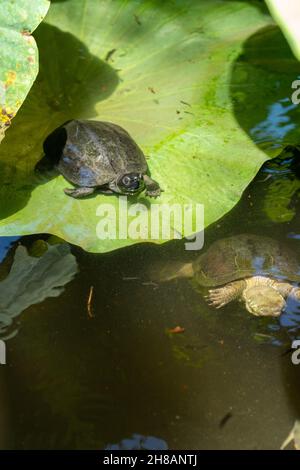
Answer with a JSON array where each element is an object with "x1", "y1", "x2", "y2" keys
[
  {"x1": 36, "y1": 120, "x2": 161, "y2": 199},
  {"x1": 160, "y1": 234, "x2": 300, "y2": 317}
]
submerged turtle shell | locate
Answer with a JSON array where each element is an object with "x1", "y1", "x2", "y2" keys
[
  {"x1": 193, "y1": 234, "x2": 300, "y2": 287},
  {"x1": 45, "y1": 120, "x2": 148, "y2": 187}
]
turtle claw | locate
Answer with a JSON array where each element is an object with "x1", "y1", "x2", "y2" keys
[
  {"x1": 145, "y1": 188, "x2": 162, "y2": 198},
  {"x1": 208, "y1": 300, "x2": 226, "y2": 309},
  {"x1": 143, "y1": 175, "x2": 163, "y2": 198},
  {"x1": 206, "y1": 287, "x2": 231, "y2": 309}
]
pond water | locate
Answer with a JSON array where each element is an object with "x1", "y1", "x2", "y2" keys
[{"x1": 0, "y1": 150, "x2": 300, "y2": 450}]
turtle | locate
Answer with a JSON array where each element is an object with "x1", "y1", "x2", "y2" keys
[
  {"x1": 159, "y1": 234, "x2": 300, "y2": 317},
  {"x1": 36, "y1": 119, "x2": 161, "y2": 198}
]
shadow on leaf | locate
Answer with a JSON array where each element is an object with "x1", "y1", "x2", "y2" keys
[{"x1": 0, "y1": 22, "x2": 119, "y2": 219}]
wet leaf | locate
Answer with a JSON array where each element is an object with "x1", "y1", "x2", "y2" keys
[
  {"x1": 0, "y1": 0, "x2": 298, "y2": 252},
  {"x1": 0, "y1": 0, "x2": 50, "y2": 141}
]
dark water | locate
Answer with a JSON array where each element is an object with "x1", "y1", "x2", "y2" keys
[{"x1": 1, "y1": 151, "x2": 300, "y2": 450}]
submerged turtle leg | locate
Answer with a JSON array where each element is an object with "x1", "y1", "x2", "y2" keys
[
  {"x1": 207, "y1": 280, "x2": 246, "y2": 309},
  {"x1": 143, "y1": 174, "x2": 162, "y2": 198},
  {"x1": 64, "y1": 187, "x2": 96, "y2": 198}
]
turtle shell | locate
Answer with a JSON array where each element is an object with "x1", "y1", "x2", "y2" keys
[
  {"x1": 44, "y1": 120, "x2": 148, "y2": 187},
  {"x1": 193, "y1": 234, "x2": 300, "y2": 287}
]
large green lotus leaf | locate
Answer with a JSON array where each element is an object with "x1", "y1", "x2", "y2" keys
[
  {"x1": 0, "y1": 0, "x2": 293, "y2": 252},
  {"x1": 0, "y1": 0, "x2": 50, "y2": 142}
]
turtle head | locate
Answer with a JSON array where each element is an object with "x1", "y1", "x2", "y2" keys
[
  {"x1": 243, "y1": 285, "x2": 285, "y2": 317},
  {"x1": 110, "y1": 173, "x2": 145, "y2": 195}
]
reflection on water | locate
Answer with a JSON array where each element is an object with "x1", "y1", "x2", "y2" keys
[
  {"x1": 1, "y1": 156, "x2": 300, "y2": 450},
  {"x1": 105, "y1": 434, "x2": 168, "y2": 450},
  {"x1": 0, "y1": 237, "x2": 19, "y2": 263},
  {"x1": 261, "y1": 146, "x2": 300, "y2": 224},
  {"x1": 250, "y1": 99, "x2": 297, "y2": 144}
]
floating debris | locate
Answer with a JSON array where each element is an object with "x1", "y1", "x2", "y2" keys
[
  {"x1": 219, "y1": 411, "x2": 233, "y2": 429},
  {"x1": 87, "y1": 286, "x2": 94, "y2": 319},
  {"x1": 168, "y1": 326, "x2": 185, "y2": 334},
  {"x1": 142, "y1": 281, "x2": 159, "y2": 288},
  {"x1": 281, "y1": 421, "x2": 300, "y2": 450}
]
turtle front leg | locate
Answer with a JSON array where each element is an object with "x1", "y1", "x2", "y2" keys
[
  {"x1": 143, "y1": 174, "x2": 162, "y2": 198},
  {"x1": 64, "y1": 187, "x2": 96, "y2": 198},
  {"x1": 271, "y1": 280, "x2": 294, "y2": 298},
  {"x1": 289, "y1": 286, "x2": 300, "y2": 302},
  {"x1": 207, "y1": 280, "x2": 246, "y2": 309}
]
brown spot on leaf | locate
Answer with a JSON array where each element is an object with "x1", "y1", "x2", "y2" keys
[
  {"x1": 0, "y1": 106, "x2": 15, "y2": 127},
  {"x1": 180, "y1": 100, "x2": 191, "y2": 107},
  {"x1": 134, "y1": 14, "x2": 142, "y2": 25},
  {"x1": 105, "y1": 49, "x2": 117, "y2": 62}
]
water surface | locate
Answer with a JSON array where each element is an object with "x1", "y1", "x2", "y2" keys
[{"x1": 1, "y1": 155, "x2": 300, "y2": 450}]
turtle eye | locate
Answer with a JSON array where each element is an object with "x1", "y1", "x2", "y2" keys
[
  {"x1": 122, "y1": 176, "x2": 131, "y2": 186},
  {"x1": 118, "y1": 173, "x2": 144, "y2": 193}
]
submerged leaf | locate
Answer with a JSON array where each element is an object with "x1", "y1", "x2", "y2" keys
[
  {"x1": 261, "y1": 147, "x2": 300, "y2": 223},
  {"x1": 0, "y1": 0, "x2": 50, "y2": 141},
  {"x1": 263, "y1": 177, "x2": 300, "y2": 223},
  {"x1": 0, "y1": 242, "x2": 78, "y2": 337},
  {"x1": 0, "y1": 0, "x2": 299, "y2": 252}
]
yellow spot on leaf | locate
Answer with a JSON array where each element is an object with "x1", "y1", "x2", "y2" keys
[{"x1": 5, "y1": 71, "x2": 17, "y2": 88}]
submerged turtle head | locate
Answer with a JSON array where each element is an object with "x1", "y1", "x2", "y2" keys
[
  {"x1": 242, "y1": 285, "x2": 285, "y2": 317},
  {"x1": 109, "y1": 173, "x2": 145, "y2": 195}
]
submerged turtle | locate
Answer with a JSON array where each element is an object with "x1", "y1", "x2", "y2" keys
[
  {"x1": 36, "y1": 120, "x2": 161, "y2": 198},
  {"x1": 161, "y1": 234, "x2": 300, "y2": 317}
]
